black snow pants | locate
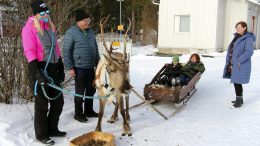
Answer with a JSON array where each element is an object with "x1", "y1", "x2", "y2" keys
[
  {"x1": 74, "y1": 68, "x2": 96, "y2": 116},
  {"x1": 29, "y1": 62, "x2": 64, "y2": 140}
]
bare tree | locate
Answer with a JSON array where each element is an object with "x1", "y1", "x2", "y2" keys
[
  {"x1": 0, "y1": 0, "x2": 96, "y2": 103},
  {"x1": 131, "y1": 0, "x2": 136, "y2": 43},
  {"x1": 141, "y1": 1, "x2": 158, "y2": 46}
]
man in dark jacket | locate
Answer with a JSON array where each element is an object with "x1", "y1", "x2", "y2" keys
[{"x1": 63, "y1": 9, "x2": 100, "y2": 123}]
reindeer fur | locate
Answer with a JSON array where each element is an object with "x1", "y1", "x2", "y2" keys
[{"x1": 95, "y1": 54, "x2": 132, "y2": 136}]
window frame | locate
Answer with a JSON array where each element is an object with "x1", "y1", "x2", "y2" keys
[{"x1": 174, "y1": 15, "x2": 191, "y2": 34}]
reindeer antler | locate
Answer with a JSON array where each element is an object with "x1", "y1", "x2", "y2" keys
[
  {"x1": 99, "y1": 16, "x2": 131, "y2": 65},
  {"x1": 99, "y1": 16, "x2": 111, "y2": 54},
  {"x1": 123, "y1": 17, "x2": 132, "y2": 61}
]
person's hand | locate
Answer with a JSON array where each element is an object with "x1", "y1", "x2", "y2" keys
[
  {"x1": 35, "y1": 72, "x2": 49, "y2": 86},
  {"x1": 69, "y1": 69, "x2": 76, "y2": 78}
]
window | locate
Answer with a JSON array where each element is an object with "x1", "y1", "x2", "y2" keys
[{"x1": 174, "y1": 15, "x2": 190, "y2": 33}]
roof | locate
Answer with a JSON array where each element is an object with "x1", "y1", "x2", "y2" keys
[
  {"x1": 248, "y1": 0, "x2": 260, "y2": 5},
  {"x1": 152, "y1": 0, "x2": 160, "y2": 5}
]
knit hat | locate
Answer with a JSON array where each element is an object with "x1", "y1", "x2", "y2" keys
[
  {"x1": 172, "y1": 55, "x2": 179, "y2": 63},
  {"x1": 30, "y1": 0, "x2": 49, "y2": 15},
  {"x1": 75, "y1": 9, "x2": 90, "y2": 22}
]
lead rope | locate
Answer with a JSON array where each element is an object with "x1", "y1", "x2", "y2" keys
[{"x1": 34, "y1": 31, "x2": 109, "y2": 100}]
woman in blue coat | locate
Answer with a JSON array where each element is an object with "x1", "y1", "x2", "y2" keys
[{"x1": 223, "y1": 21, "x2": 255, "y2": 108}]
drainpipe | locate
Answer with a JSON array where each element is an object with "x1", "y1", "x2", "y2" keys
[
  {"x1": 0, "y1": 10, "x2": 3, "y2": 38},
  {"x1": 252, "y1": 16, "x2": 255, "y2": 32}
]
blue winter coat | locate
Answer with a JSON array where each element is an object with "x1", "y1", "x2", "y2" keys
[
  {"x1": 223, "y1": 32, "x2": 255, "y2": 84},
  {"x1": 63, "y1": 26, "x2": 100, "y2": 70}
]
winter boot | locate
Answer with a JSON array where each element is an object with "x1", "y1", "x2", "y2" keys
[
  {"x1": 232, "y1": 96, "x2": 243, "y2": 108},
  {"x1": 231, "y1": 97, "x2": 244, "y2": 105},
  {"x1": 49, "y1": 130, "x2": 67, "y2": 137},
  {"x1": 171, "y1": 78, "x2": 176, "y2": 87},
  {"x1": 74, "y1": 113, "x2": 88, "y2": 123},
  {"x1": 175, "y1": 77, "x2": 181, "y2": 86},
  {"x1": 36, "y1": 137, "x2": 55, "y2": 146},
  {"x1": 84, "y1": 99, "x2": 98, "y2": 117}
]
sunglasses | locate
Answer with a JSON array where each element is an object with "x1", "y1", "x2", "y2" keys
[{"x1": 39, "y1": 10, "x2": 50, "y2": 16}]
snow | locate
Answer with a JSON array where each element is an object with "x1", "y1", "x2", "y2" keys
[{"x1": 1, "y1": 45, "x2": 260, "y2": 146}]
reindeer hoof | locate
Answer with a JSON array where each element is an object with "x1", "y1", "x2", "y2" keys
[
  {"x1": 95, "y1": 127, "x2": 102, "y2": 132},
  {"x1": 108, "y1": 117, "x2": 119, "y2": 123},
  {"x1": 122, "y1": 130, "x2": 132, "y2": 136},
  {"x1": 107, "y1": 119, "x2": 115, "y2": 123}
]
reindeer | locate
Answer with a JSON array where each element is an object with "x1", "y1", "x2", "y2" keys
[{"x1": 94, "y1": 16, "x2": 132, "y2": 136}]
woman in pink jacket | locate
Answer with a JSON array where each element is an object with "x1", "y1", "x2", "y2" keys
[{"x1": 21, "y1": 1, "x2": 65, "y2": 145}]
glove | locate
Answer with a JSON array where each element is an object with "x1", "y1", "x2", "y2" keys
[
  {"x1": 35, "y1": 71, "x2": 49, "y2": 86},
  {"x1": 29, "y1": 59, "x2": 49, "y2": 86},
  {"x1": 58, "y1": 58, "x2": 65, "y2": 82}
]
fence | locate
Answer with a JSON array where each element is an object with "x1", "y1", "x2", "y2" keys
[{"x1": 96, "y1": 33, "x2": 132, "y2": 58}]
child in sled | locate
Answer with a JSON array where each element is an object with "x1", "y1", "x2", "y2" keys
[
  {"x1": 179, "y1": 53, "x2": 205, "y2": 85},
  {"x1": 159, "y1": 55, "x2": 183, "y2": 87}
]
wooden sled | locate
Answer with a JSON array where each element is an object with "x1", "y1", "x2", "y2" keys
[
  {"x1": 141, "y1": 64, "x2": 202, "y2": 119},
  {"x1": 144, "y1": 64, "x2": 202, "y2": 103}
]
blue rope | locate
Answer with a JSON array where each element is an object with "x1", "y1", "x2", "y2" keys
[
  {"x1": 47, "y1": 83, "x2": 108, "y2": 99},
  {"x1": 34, "y1": 30, "x2": 61, "y2": 100},
  {"x1": 34, "y1": 30, "x2": 108, "y2": 100}
]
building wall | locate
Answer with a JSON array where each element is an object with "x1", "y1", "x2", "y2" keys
[
  {"x1": 223, "y1": 0, "x2": 248, "y2": 51},
  {"x1": 158, "y1": 0, "x2": 258, "y2": 54},
  {"x1": 247, "y1": 1, "x2": 260, "y2": 49},
  {"x1": 256, "y1": 8, "x2": 260, "y2": 49},
  {"x1": 215, "y1": 0, "x2": 227, "y2": 52},
  {"x1": 158, "y1": 0, "x2": 219, "y2": 54}
]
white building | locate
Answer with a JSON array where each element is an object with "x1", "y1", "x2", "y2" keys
[{"x1": 157, "y1": 0, "x2": 260, "y2": 54}]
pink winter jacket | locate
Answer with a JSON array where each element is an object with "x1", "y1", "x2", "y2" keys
[{"x1": 22, "y1": 16, "x2": 61, "y2": 63}]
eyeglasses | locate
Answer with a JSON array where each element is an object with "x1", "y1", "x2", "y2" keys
[
  {"x1": 39, "y1": 10, "x2": 50, "y2": 16},
  {"x1": 83, "y1": 18, "x2": 91, "y2": 23}
]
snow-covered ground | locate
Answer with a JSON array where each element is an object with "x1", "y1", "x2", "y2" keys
[{"x1": 1, "y1": 46, "x2": 260, "y2": 146}]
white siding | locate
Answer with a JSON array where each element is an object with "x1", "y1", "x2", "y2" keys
[
  {"x1": 223, "y1": 0, "x2": 248, "y2": 50},
  {"x1": 215, "y1": 0, "x2": 227, "y2": 52},
  {"x1": 248, "y1": 2, "x2": 260, "y2": 49},
  {"x1": 158, "y1": 0, "x2": 219, "y2": 52},
  {"x1": 256, "y1": 11, "x2": 260, "y2": 49}
]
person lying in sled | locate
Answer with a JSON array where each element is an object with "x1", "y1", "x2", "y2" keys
[{"x1": 179, "y1": 53, "x2": 205, "y2": 85}]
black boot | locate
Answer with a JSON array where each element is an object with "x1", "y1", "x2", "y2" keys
[
  {"x1": 49, "y1": 130, "x2": 67, "y2": 137},
  {"x1": 231, "y1": 97, "x2": 244, "y2": 104},
  {"x1": 36, "y1": 137, "x2": 55, "y2": 145},
  {"x1": 232, "y1": 96, "x2": 243, "y2": 108},
  {"x1": 85, "y1": 110, "x2": 99, "y2": 117},
  {"x1": 84, "y1": 99, "x2": 98, "y2": 117},
  {"x1": 74, "y1": 113, "x2": 88, "y2": 123}
]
